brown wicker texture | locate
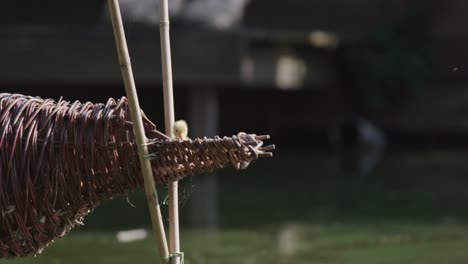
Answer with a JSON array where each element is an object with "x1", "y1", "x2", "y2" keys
[{"x1": 0, "y1": 93, "x2": 273, "y2": 258}]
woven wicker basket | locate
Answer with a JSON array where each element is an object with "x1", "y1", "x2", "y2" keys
[{"x1": 0, "y1": 94, "x2": 273, "y2": 258}]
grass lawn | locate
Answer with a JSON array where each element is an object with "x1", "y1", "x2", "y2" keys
[{"x1": 7, "y1": 222, "x2": 468, "y2": 264}]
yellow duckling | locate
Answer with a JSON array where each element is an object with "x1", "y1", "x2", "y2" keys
[{"x1": 173, "y1": 120, "x2": 189, "y2": 140}]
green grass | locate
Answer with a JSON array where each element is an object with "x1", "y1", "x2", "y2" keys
[{"x1": 6, "y1": 222, "x2": 468, "y2": 264}]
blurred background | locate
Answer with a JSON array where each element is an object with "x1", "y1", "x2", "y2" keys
[{"x1": 3, "y1": 0, "x2": 468, "y2": 263}]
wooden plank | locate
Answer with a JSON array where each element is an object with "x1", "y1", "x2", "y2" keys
[
  {"x1": 244, "y1": 0, "x2": 408, "y2": 38},
  {"x1": 0, "y1": 25, "x2": 241, "y2": 85}
]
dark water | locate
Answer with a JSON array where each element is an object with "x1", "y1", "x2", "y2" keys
[
  {"x1": 84, "y1": 150, "x2": 468, "y2": 230},
  {"x1": 8, "y1": 150, "x2": 468, "y2": 264}
]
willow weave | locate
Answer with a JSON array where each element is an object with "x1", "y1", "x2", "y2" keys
[{"x1": 0, "y1": 94, "x2": 273, "y2": 258}]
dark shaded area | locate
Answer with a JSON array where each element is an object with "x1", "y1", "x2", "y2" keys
[
  {"x1": 1, "y1": 0, "x2": 468, "y2": 235},
  {"x1": 0, "y1": 1, "x2": 105, "y2": 24},
  {"x1": 82, "y1": 150, "x2": 468, "y2": 230}
]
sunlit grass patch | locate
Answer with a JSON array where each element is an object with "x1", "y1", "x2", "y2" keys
[{"x1": 7, "y1": 222, "x2": 468, "y2": 264}]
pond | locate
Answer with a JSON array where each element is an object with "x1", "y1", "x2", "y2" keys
[{"x1": 8, "y1": 150, "x2": 468, "y2": 263}]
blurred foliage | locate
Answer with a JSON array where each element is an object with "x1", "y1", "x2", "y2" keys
[{"x1": 351, "y1": 3, "x2": 432, "y2": 111}]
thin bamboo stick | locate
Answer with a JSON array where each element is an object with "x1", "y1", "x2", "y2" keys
[
  {"x1": 108, "y1": 0, "x2": 169, "y2": 262},
  {"x1": 158, "y1": 1, "x2": 180, "y2": 264}
]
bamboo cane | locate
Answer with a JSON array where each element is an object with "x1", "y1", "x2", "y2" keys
[
  {"x1": 158, "y1": 1, "x2": 181, "y2": 264},
  {"x1": 108, "y1": 0, "x2": 169, "y2": 262}
]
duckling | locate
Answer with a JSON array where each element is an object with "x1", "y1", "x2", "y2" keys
[{"x1": 173, "y1": 120, "x2": 189, "y2": 140}]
